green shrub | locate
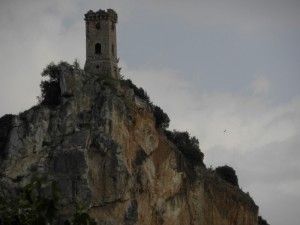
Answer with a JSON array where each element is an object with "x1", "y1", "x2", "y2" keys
[
  {"x1": 165, "y1": 130, "x2": 204, "y2": 166},
  {"x1": 152, "y1": 105, "x2": 170, "y2": 129},
  {"x1": 121, "y1": 79, "x2": 151, "y2": 104},
  {"x1": 73, "y1": 58, "x2": 81, "y2": 70},
  {"x1": 258, "y1": 216, "x2": 270, "y2": 225},
  {"x1": 38, "y1": 60, "x2": 79, "y2": 106},
  {"x1": 0, "y1": 174, "x2": 60, "y2": 225},
  {"x1": 0, "y1": 174, "x2": 96, "y2": 225},
  {"x1": 215, "y1": 165, "x2": 239, "y2": 186},
  {"x1": 39, "y1": 80, "x2": 61, "y2": 106},
  {"x1": 121, "y1": 79, "x2": 170, "y2": 129}
]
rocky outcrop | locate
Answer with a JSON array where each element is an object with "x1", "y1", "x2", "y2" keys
[{"x1": 0, "y1": 67, "x2": 258, "y2": 225}]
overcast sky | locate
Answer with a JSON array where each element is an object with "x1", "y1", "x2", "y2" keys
[{"x1": 1, "y1": 1, "x2": 300, "y2": 224}]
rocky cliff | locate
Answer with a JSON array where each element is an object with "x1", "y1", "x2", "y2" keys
[{"x1": 0, "y1": 65, "x2": 258, "y2": 225}]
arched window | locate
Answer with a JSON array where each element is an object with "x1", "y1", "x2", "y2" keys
[
  {"x1": 95, "y1": 43, "x2": 101, "y2": 54},
  {"x1": 96, "y1": 22, "x2": 100, "y2": 30}
]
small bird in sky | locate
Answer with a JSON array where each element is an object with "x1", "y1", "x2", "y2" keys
[{"x1": 224, "y1": 129, "x2": 226, "y2": 133}]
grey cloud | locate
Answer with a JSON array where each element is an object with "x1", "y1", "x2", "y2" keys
[{"x1": 145, "y1": 0, "x2": 300, "y2": 32}]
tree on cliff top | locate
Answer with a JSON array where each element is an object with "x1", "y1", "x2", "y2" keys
[
  {"x1": 215, "y1": 165, "x2": 239, "y2": 186},
  {"x1": 38, "y1": 60, "x2": 80, "y2": 106},
  {"x1": 152, "y1": 105, "x2": 170, "y2": 130}
]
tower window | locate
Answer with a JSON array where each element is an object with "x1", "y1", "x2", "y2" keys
[
  {"x1": 86, "y1": 22, "x2": 89, "y2": 33},
  {"x1": 96, "y1": 22, "x2": 100, "y2": 30},
  {"x1": 111, "y1": 44, "x2": 115, "y2": 56},
  {"x1": 111, "y1": 23, "x2": 115, "y2": 30},
  {"x1": 95, "y1": 43, "x2": 101, "y2": 54}
]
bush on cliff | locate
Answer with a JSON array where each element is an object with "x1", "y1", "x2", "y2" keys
[
  {"x1": 38, "y1": 60, "x2": 80, "y2": 106},
  {"x1": 121, "y1": 79, "x2": 170, "y2": 129},
  {"x1": 121, "y1": 79, "x2": 151, "y2": 104},
  {"x1": 215, "y1": 165, "x2": 239, "y2": 186},
  {"x1": 165, "y1": 130, "x2": 204, "y2": 166},
  {"x1": 152, "y1": 105, "x2": 170, "y2": 130},
  {"x1": 258, "y1": 216, "x2": 270, "y2": 225},
  {"x1": 0, "y1": 174, "x2": 96, "y2": 225}
]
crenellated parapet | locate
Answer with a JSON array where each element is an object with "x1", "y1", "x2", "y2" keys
[{"x1": 84, "y1": 9, "x2": 118, "y2": 23}]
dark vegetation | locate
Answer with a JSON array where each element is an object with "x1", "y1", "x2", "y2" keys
[
  {"x1": 0, "y1": 174, "x2": 96, "y2": 225},
  {"x1": 121, "y1": 79, "x2": 170, "y2": 129},
  {"x1": 165, "y1": 130, "x2": 204, "y2": 166},
  {"x1": 0, "y1": 114, "x2": 13, "y2": 159},
  {"x1": 134, "y1": 148, "x2": 148, "y2": 166},
  {"x1": 258, "y1": 216, "x2": 270, "y2": 225},
  {"x1": 121, "y1": 79, "x2": 151, "y2": 104},
  {"x1": 215, "y1": 165, "x2": 239, "y2": 186},
  {"x1": 38, "y1": 60, "x2": 80, "y2": 106},
  {"x1": 152, "y1": 105, "x2": 170, "y2": 130}
]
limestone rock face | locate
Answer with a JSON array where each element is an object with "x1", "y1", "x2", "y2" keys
[{"x1": 0, "y1": 68, "x2": 258, "y2": 225}]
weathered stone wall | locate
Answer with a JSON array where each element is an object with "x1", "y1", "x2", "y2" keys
[{"x1": 0, "y1": 68, "x2": 258, "y2": 225}]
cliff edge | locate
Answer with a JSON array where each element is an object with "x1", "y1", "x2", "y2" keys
[{"x1": 0, "y1": 65, "x2": 258, "y2": 225}]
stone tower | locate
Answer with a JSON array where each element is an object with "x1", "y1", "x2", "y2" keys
[{"x1": 84, "y1": 9, "x2": 119, "y2": 79}]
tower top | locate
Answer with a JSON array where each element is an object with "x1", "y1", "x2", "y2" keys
[{"x1": 84, "y1": 9, "x2": 118, "y2": 23}]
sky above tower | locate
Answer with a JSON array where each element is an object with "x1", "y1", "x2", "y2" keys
[{"x1": 0, "y1": 1, "x2": 300, "y2": 225}]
